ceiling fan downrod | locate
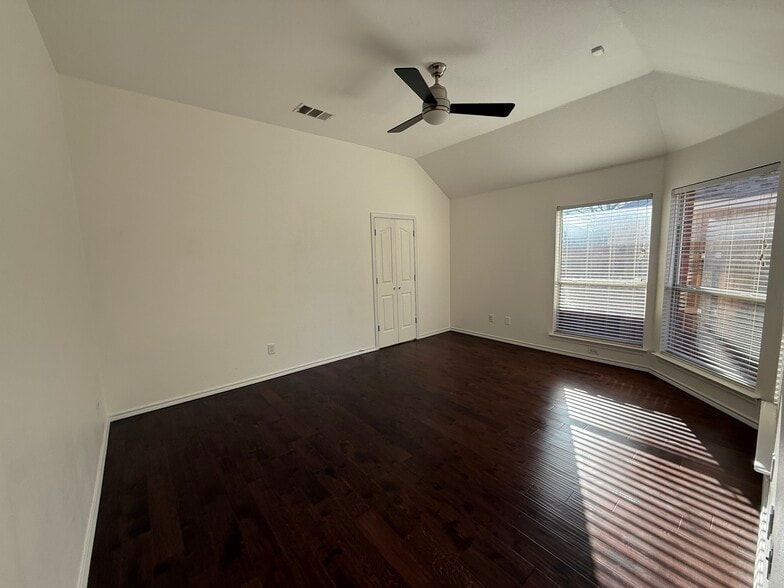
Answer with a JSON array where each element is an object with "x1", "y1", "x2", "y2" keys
[{"x1": 423, "y1": 62, "x2": 450, "y2": 126}]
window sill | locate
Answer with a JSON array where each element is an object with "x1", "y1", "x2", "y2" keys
[
  {"x1": 548, "y1": 332, "x2": 646, "y2": 353},
  {"x1": 651, "y1": 352, "x2": 760, "y2": 400}
]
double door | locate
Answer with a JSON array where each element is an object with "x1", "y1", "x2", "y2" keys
[{"x1": 373, "y1": 216, "x2": 417, "y2": 348}]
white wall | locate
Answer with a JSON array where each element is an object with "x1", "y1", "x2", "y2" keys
[
  {"x1": 451, "y1": 156, "x2": 664, "y2": 366},
  {"x1": 450, "y1": 105, "x2": 784, "y2": 428},
  {"x1": 60, "y1": 77, "x2": 451, "y2": 416},
  {"x1": 0, "y1": 2, "x2": 106, "y2": 587}
]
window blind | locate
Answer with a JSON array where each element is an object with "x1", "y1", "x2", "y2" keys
[
  {"x1": 662, "y1": 165, "x2": 780, "y2": 388},
  {"x1": 554, "y1": 197, "x2": 652, "y2": 345}
]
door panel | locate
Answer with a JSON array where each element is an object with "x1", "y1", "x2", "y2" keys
[
  {"x1": 399, "y1": 291, "x2": 414, "y2": 329},
  {"x1": 374, "y1": 218, "x2": 398, "y2": 348},
  {"x1": 399, "y1": 231, "x2": 412, "y2": 281},
  {"x1": 379, "y1": 225, "x2": 394, "y2": 286},
  {"x1": 380, "y1": 294, "x2": 397, "y2": 332},
  {"x1": 395, "y1": 219, "x2": 417, "y2": 343}
]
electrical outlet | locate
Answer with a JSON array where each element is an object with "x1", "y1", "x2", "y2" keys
[
  {"x1": 267, "y1": 344, "x2": 276, "y2": 355},
  {"x1": 504, "y1": 316, "x2": 511, "y2": 326},
  {"x1": 488, "y1": 314, "x2": 495, "y2": 323},
  {"x1": 588, "y1": 347, "x2": 599, "y2": 355}
]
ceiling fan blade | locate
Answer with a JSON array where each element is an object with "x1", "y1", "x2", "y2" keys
[
  {"x1": 388, "y1": 113, "x2": 424, "y2": 133},
  {"x1": 394, "y1": 68, "x2": 436, "y2": 105},
  {"x1": 450, "y1": 103, "x2": 515, "y2": 117}
]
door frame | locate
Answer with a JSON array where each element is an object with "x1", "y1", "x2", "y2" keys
[{"x1": 370, "y1": 212, "x2": 420, "y2": 348}]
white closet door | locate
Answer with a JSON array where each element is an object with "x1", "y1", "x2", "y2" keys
[
  {"x1": 374, "y1": 218, "x2": 399, "y2": 348},
  {"x1": 394, "y1": 219, "x2": 417, "y2": 343},
  {"x1": 373, "y1": 216, "x2": 418, "y2": 348}
]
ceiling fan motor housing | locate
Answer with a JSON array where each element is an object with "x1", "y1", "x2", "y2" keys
[{"x1": 423, "y1": 83, "x2": 450, "y2": 125}]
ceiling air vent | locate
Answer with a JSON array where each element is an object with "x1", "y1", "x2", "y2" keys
[{"x1": 293, "y1": 103, "x2": 333, "y2": 121}]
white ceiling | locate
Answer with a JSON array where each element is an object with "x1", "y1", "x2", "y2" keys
[
  {"x1": 28, "y1": 0, "x2": 784, "y2": 196},
  {"x1": 609, "y1": 0, "x2": 784, "y2": 96},
  {"x1": 419, "y1": 72, "x2": 784, "y2": 198}
]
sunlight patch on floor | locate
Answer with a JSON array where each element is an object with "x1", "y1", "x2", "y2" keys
[{"x1": 562, "y1": 386, "x2": 758, "y2": 588}]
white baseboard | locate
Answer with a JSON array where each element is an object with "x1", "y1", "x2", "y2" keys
[
  {"x1": 450, "y1": 328, "x2": 647, "y2": 372},
  {"x1": 111, "y1": 326, "x2": 453, "y2": 422},
  {"x1": 649, "y1": 367, "x2": 758, "y2": 429},
  {"x1": 450, "y1": 327, "x2": 758, "y2": 428},
  {"x1": 78, "y1": 417, "x2": 110, "y2": 588},
  {"x1": 110, "y1": 346, "x2": 378, "y2": 421},
  {"x1": 417, "y1": 326, "x2": 452, "y2": 339},
  {"x1": 101, "y1": 323, "x2": 757, "y2": 437},
  {"x1": 110, "y1": 324, "x2": 757, "y2": 427}
]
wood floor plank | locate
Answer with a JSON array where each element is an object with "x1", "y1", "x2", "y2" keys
[{"x1": 88, "y1": 332, "x2": 762, "y2": 587}]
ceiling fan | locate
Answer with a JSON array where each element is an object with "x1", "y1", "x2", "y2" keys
[{"x1": 388, "y1": 62, "x2": 515, "y2": 133}]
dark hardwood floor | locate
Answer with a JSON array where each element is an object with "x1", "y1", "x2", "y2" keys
[{"x1": 89, "y1": 332, "x2": 762, "y2": 587}]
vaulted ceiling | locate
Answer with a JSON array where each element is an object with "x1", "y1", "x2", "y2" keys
[
  {"x1": 420, "y1": 72, "x2": 784, "y2": 197},
  {"x1": 28, "y1": 0, "x2": 784, "y2": 197}
]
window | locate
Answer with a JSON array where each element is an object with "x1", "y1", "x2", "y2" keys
[
  {"x1": 554, "y1": 196, "x2": 652, "y2": 346},
  {"x1": 662, "y1": 165, "x2": 780, "y2": 388}
]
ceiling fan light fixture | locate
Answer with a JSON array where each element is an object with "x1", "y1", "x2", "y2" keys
[
  {"x1": 423, "y1": 106, "x2": 450, "y2": 125},
  {"x1": 423, "y1": 82, "x2": 450, "y2": 125}
]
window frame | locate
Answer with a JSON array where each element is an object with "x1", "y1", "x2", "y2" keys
[
  {"x1": 552, "y1": 193, "x2": 654, "y2": 348},
  {"x1": 660, "y1": 163, "x2": 781, "y2": 391}
]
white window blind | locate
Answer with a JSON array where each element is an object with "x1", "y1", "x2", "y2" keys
[
  {"x1": 662, "y1": 165, "x2": 780, "y2": 388},
  {"x1": 554, "y1": 197, "x2": 652, "y2": 346}
]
